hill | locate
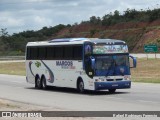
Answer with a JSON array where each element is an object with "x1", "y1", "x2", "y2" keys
[
  {"x1": 54, "y1": 20, "x2": 160, "y2": 53},
  {"x1": 0, "y1": 8, "x2": 160, "y2": 56}
]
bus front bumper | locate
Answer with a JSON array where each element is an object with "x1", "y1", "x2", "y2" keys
[{"x1": 94, "y1": 80, "x2": 131, "y2": 91}]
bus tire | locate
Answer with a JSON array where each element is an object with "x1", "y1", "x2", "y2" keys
[
  {"x1": 41, "y1": 76, "x2": 48, "y2": 89},
  {"x1": 108, "y1": 89, "x2": 116, "y2": 93},
  {"x1": 77, "y1": 79, "x2": 84, "y2": 93},
  {"x1": 35, "y1": 75, "x2": 42, "y2": 89}
]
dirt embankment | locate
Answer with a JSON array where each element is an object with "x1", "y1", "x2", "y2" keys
[{"x1": 54, "y1": 20, "x2": 160, "y2": 53}]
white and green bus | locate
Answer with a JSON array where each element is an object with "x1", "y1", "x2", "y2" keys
[{"x1": 26, "y1": 38, "x2": 136, "y2": 93}]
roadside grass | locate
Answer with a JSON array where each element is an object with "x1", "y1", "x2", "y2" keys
[
  {"x1": 0, "y1": 62, "x2": 25, "y2": 76},
  {"x1": 131, "y1": 58, "x2": 160, "y2": 83},
  {"x1": 0, "y1": 58, "x2": 160, "y2": 83}
]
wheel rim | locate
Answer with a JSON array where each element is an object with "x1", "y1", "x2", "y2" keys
[
  {"x1": 37, "y1": 78, "x2": 41, "y2": 88},
  {"x1": 79, "y1": 81, "x2": 84, "y2": 92},
  {"x1": 42, "y1": 78, "x2": 46, "y2": 88}
]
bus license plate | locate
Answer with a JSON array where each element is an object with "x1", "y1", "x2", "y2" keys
[{"x1": 112, "y1": 84, "x2": 118, "y2": 87}]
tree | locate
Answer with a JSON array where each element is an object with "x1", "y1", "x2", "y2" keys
[
  {"x1": 0, "y1": 28, "x2": 9, "y2": 37},
  {"x1": 149, "y1": 8, "x2": 160, "y2": 22},
  {"x1": 90, "y1": 16, "x2": 101, "y2": 25},
  {"x1": 124, "y1": 9, "x2": 138, "y2": 21},
  {"x1": 0, "y1": 28, "x2": 10, "y2": 52},
  {"x1": 102, "y1": 12, "x2": 113, "y2": 26},
  {"x1": 113, "y1": 10, "x2": 120, "y2": 19}
]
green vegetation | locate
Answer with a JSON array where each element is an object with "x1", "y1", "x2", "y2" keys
[
  {"x1": 1, "y1": 8, "x2": 160, "y2": 56},
  {"x1": 88, "y1": 8, "x2": 160, "y2": 25},
  {"x1": 131, "y1": 58, "x2": 160, "y2": 83},
  {"x1": 0, "y1": 58, "x2": 160, "y2": 83},
  {"x1": 0, "y1": 24, "x2": 68, "y2": 56}
]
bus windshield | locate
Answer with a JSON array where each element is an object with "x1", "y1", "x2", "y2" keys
[{"x1": 95, "y1": 55, "x2": 130, "y2": 76}]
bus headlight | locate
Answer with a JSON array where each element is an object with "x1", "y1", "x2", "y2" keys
[
  {"x1": 95, "y1": 78, "x2": 105, "y2": 82},
  {"x1": 124, "y1": 75, "x2": 131, "y2": 80},
  {"x1": 95, "y1": 79, "x2": 100, "y2": 82}
]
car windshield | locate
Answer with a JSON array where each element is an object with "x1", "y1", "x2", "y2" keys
[{"x1": 95, "y1": 55, "x2": 130, "y2": 76}]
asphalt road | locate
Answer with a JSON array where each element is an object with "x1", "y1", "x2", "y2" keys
[{"x1": 0, "y1": 74, "x2": 160, "y2": 111}]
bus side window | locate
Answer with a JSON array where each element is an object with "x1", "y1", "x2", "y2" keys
[
  {"x1": 73, "y1": 46, "x2": 82, "y2": 60},
  {"x1": 46, "y1": 47, "x2": 54, "y2": 60},
  {"x1": 27, "y1": 47, "x2": 30, "y2": 60},
  {"x1": 64, "y1": 46, "x2": 73, "y2": 60},
  {"x1": 39, "y1": 47, "x2": 46, "y2": 60},
  {"x1": 30, "y1": 47, "x2": 38, "y2": 60},
  {"x1": 55, "y1": 47, "x2": 63, "y2": 60}
]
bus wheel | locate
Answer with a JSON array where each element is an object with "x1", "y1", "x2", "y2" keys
[
  {"x1": 36, "y1": 76, "x2": 42, "y2": 89},
  {"x1": 108, "y1": 89, "x2": 116, "y2": 93},
  {"x1": 77, "y1": 80, "x2": 84, "y2": 93},
  {"x1": 42, "y1": 77, "x2": 48, "y2": 89}
]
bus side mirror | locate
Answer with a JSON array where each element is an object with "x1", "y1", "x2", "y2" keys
[
  {"x1": 90, "y1": 57, "x2": 95, "y2": 70},
  {"x1": 129, "y1": 55, "x2": 137, "y2": 68}
]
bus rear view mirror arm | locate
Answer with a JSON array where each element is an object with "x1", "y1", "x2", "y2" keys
[{"x1": 129, "y1": 55, "x2": 137, "y2": 68}]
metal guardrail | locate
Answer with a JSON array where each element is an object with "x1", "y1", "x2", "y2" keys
[
  {"x1": 0, "y1": 54, "x2": 159, "y2": 61},
  {"x1": 130, "y1": 53, "x2": 160, "y2": 58}
]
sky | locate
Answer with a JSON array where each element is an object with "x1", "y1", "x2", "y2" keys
[{"x1": 0, "y1": 0, "x2": 160, "y2": 35}]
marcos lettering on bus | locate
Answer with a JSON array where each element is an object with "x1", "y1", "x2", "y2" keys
[{"x1": 56, "y1": 61, "x2": 73, "y2": 66}]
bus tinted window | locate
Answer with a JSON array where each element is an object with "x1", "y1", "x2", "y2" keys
[
  {"x1": 27, "y1": 48, "x2": 30, "y2": 60},
  {"x1": 39, "y1": 47, "x2": 46, "y2": 59},
  {"x1": 73, "y1": 46, "x2": 82, "y2": 60},
  {"x1": 55, "y1": 47, "x2": 63, "y2": 59},
  {"x1": 64, "y1": 46, "x2": 73, "y2": 60},
  {"x1": 46, "y1": 47, "x2": 54, "y2": 59},
  {"x1": 30, "y1": 47, "x2": 38, "y2": 60},
  {"x1": 27, "y1": 45, "x2": 83, "y2": 60}
]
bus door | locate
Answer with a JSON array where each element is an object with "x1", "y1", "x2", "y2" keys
[{"x1": 84, "y1": 43, "x2": 94, "y2": 78}]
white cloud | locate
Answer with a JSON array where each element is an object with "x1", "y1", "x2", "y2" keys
[
  {"x1": 34, "y1": 16, "x2": 52, "y2": 26},
  {"x1": 0, "y1": 12, "x2": 24, "y2": 28},
  {"x1": 7, "y1": 18, "x2": 24, "y2": 26},
  {"x1": 0, "y1": 0, "x2": 160, "y2": 34}
]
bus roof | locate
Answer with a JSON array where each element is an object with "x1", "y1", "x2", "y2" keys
[{"x1": 26, "y1": 38, "x2": 126, "y2": 46}]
